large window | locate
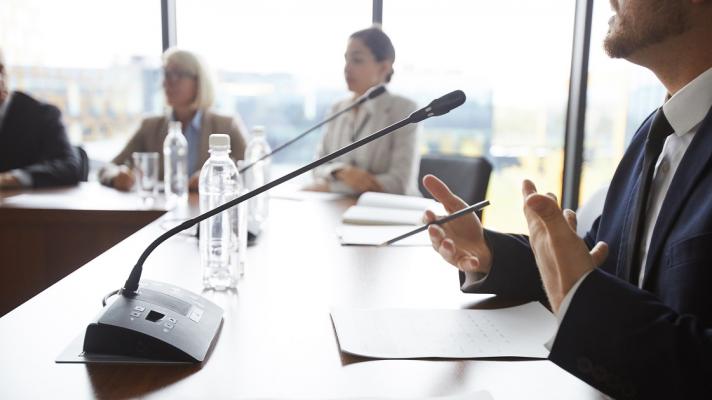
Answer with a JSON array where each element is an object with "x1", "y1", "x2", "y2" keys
[
  {"x1": 2, "y1": 0, "x2": 607, "y2": 233},
  {"x1": 177, "y1": 0, "x2": 372, "y2": 173},
  {"x1": 384, "y1": 0, "x2": 576, "y2": 232},
  {"x1": 579, "y1": 0, "x2": 665, "y2": 206},
  {"x1": 0, "y1": 0, "x2": 163, "y2": 164}
]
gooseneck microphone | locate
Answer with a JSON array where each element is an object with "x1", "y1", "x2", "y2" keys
[
  {"x1": 122, "y1": 89, "x2": 465, "y2": 294},
  {"x1": 82, "y1": 90, "x2": 464, "y2": 364},
  {"x1": 239, "y1": 84, "x2": 387, "y2": 174}
]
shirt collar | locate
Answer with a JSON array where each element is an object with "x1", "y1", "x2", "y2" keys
[
  {"x1": 0, "y1": 91, "x2": 13, "y2": 122},
  {"x1": 361, "y1": 86, "x2": 388, "y2": 116},
  {"x1": 171, "y1": 109, "x2": 203, "y2": 131},
  {"x1": 190, "y1": 109, "x2": 203, "y2": 131},
  {"x1": 662, "y1": 66, "x2": 712, "y2": 136}
]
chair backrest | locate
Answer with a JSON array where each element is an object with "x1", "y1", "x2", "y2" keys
[
  {"x1": 418, "y1": 154, "x2": 493, "y2": 207},
  {"x1": 75, "y1": 145, "x2": 89, "y2": 182},
  {"x1": 575, "y1": 184, "x2": 608, "y2": 238}
]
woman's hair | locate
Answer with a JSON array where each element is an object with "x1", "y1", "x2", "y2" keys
[
  {"x1": 162, "y1": 47, "x2": 215, "y2": 111},
  {"x1": 349, "y1": 26, "x2": 396, "y2": 83}
]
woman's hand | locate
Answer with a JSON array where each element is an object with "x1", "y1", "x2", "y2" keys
[
  {"x1": 112, "y1": 165, "x2": 135, "y2": 192},
  {"x1": 335, "y1": 166, "x2": 382, "y2": 193}
]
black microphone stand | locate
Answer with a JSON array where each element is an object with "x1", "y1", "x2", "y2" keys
[
  {"x1": 82, "y1": 90, "x2": 465, "y2": 364},
  {"x1": 238, "y1": 84, "x2": 386, "y2": 174},
  {"x1": 123, "y1": 89, "x2": 465, "y2": 294}
]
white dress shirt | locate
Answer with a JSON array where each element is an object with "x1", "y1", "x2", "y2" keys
[
  {"x1": 0, "y1": 91, "x2": 12, "y2": 131},
  {"x1": 555, "y1": 66, "x2": 712, "y2": 325}
]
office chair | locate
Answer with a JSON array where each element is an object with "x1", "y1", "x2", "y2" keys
[
  {"x1": 75, "y1": 145, "x2": 90, "y2": 182},
  {"x1": 575, "y1": 184, "x2": 609, "y2": 238},
  {"x1": 418, "y1": 154, "x2": 493, "y2": 213}
]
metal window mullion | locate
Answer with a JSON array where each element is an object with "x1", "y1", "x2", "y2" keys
[
  {"x1": 562, "y1": 0, "x2": 594, "y2": 211},
  {"x1": 373, "y1": 0, "x2": 383, "y2": 25},
  {"x1": 161, "y1": 0, "x2": 177, "y2": 51}
]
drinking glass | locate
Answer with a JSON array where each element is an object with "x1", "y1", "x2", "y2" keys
[{"x1": 132, "y1": 152, "x2": 159, "y2": 202}]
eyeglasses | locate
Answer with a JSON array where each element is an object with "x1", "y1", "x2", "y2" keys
[{"x1": 163, "y1": 68, "x2": 196, "y2": 82}]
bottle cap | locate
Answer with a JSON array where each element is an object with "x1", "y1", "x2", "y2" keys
[
  {"x1": 168, "y1": 121, "x2": 182, "y2": 132},
  {"x1": 209, "y1": 134, "x2": 231, "y2": 149},
  {"x1": 252, "y1": 125, "x2": 265, "y2": 137}
]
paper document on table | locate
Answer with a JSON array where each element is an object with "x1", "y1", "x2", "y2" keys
[
  {"x1": 341, "y1": 192, "x2": 446, "y2": 225},
  {"x1": 357, "y1": 192, "x2": 441, "y2": 211},
  {"x1": 338, "y1": 225, "x2": 430, "y2": 246},
  {"x1": 331, "y1": 302, "x2": 556, "y2": 359},
  {"x1": 342, "y1": 206, "x2": 425, "y2": 225},
  {"x1": 357, "y1": 392, "x2": 493, "y2": 400}
]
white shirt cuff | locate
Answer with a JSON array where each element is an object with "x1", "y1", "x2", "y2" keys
[
  {"x1": 462, "y1": 270, "x2": 487, "y2": 287},
  {"x1": 10, "y1": 169, "x2": 33, "y2": 188},
  {"x1": 544, "y1": 270, "x2": 593, "y2": 350}
]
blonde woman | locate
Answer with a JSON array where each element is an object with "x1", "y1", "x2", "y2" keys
[{"x1": 100, "y1": 48, "x2": 247, "y2": 191}]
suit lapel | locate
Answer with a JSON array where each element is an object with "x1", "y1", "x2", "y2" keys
[{"x1": 642, "y1": 105, "x2": 712, "y2": 288}]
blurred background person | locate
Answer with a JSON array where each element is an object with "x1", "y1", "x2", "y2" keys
[
  {"x1": 99, "y1": 47, "x2": 247, "y2": 191},
  {"x1": 0, "y1": 48, "x2": 81, "y2": 189},
  {"x1": 307, "y1": 26, "x2": 421, "y2": 195}
]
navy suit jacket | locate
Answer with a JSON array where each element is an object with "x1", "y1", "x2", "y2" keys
[
  {"x1": 0, "y1": 91, "x2": 80, "y2": 187},
  {"x1": 465, "y1": 103, "x2": 712, "y2": 399}
]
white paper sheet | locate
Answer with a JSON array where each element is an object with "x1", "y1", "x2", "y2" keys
[
  {"x1": 331, "y1": 302, "x2": 556, "y2": 359},
  {"x1": 337, "y1": 225, "x2": 430, "y2": 246},
  {"x1": 342, "y1": 206, "x2": 425, "y2": 225},
  {"x1": 357, "y1": 192, "x2": 441, "y2": 211},
  {"x1": 355, "y1": 392, "x2": 493, "y2": 400}
]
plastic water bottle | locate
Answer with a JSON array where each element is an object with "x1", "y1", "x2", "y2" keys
[
  {"x1": 199, "y1": 134, "x2": 246, "y2": 290},
  {"x1": 244, "y1": 126, "x2": 271, "y2": 233},
  {"x1": 163, "y1": 121, "x2": 188, "y2": 207}
]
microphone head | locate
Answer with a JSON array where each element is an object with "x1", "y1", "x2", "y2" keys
[
  {"x1": 366, "y1": 84, "x2": 387, "y2": 100},
  {"x1": 356, "y1": 84, "x2": 387, "y2": 105},
  {"x1": 409, "y1": 90, "x2": 466, "y2": 123}
]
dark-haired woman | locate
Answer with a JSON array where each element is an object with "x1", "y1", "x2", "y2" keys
[{"x1": 308, "y1": 27, "x2": 421, "y2": 195}]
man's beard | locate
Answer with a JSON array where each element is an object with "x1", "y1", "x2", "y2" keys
[{"x1": 603, "y1": 0, "x2": 690, "y2": 59}]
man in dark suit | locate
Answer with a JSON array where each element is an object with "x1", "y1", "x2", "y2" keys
[
  {"x1": 423, "y1": 0, "x2": 712, "y2": 398},
  {"x1": 0, "y1": 49, "x2": 80, "y2": 189}
]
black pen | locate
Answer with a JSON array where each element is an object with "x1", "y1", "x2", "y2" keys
[{"x1": 378, "y1": 200, "x2": 490, "y2": 247}]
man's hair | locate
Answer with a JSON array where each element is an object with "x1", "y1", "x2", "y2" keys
[{"x1": 350, "y1": 26, "x2": 396, "y2": 82}]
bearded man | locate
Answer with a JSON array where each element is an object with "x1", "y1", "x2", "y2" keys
[{"x1": 421, "y1": 0, "x2": 712, "y2": 398}]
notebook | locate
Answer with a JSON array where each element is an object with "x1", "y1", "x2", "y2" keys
[{"x1": 341, "y1": 192, "x2": 445, "y2": 226}]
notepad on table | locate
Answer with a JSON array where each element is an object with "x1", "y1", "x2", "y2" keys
[
  {"x1": 341, "y1": 192, "x2": 445, "y2": 226},
  {"x1": 337, "y1": 224, "x2": 431, "y2": 246}
]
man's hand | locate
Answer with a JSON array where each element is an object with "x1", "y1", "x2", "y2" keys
[
  {"x1": 422, "y1": 174, "x2": 492, "y2": 274},
  {"x1": 521, "y1": 179, "x2": 608, "y2": 312},
  {"x1": 0, "y1": 172, "x2": 20, "y2": 190},
  {"x1": 112, "y1": 166, "x2": 135, "y2": 192},
  {"x1": 334, "y1": 166, "x2": 382, "y2": 193}
]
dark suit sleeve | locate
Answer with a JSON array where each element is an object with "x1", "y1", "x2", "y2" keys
[
  {"x1": 550, "y1": 268, "x2": 712, "y2": 399},
  {"x1": 463, "y1": 211, "x2": 605, "y2": 305},
  {"x1": 21, "y1": 104, "x2": 80, "y2": 187},
  {"x1": 459, "y1": 229, "x2": 548, "y2": 304}
]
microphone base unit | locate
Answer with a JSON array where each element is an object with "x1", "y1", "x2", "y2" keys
[{"x1": 83, "y1": 280, "x2": 223, "y2": 363}]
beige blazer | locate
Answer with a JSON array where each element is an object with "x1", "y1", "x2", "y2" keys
[
  {"x1": 99, "y1": 111, "x2": 247, "y2": 184},
  {"x1": 313, "y1": 90, "x2": 421, "y2": 195}
]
